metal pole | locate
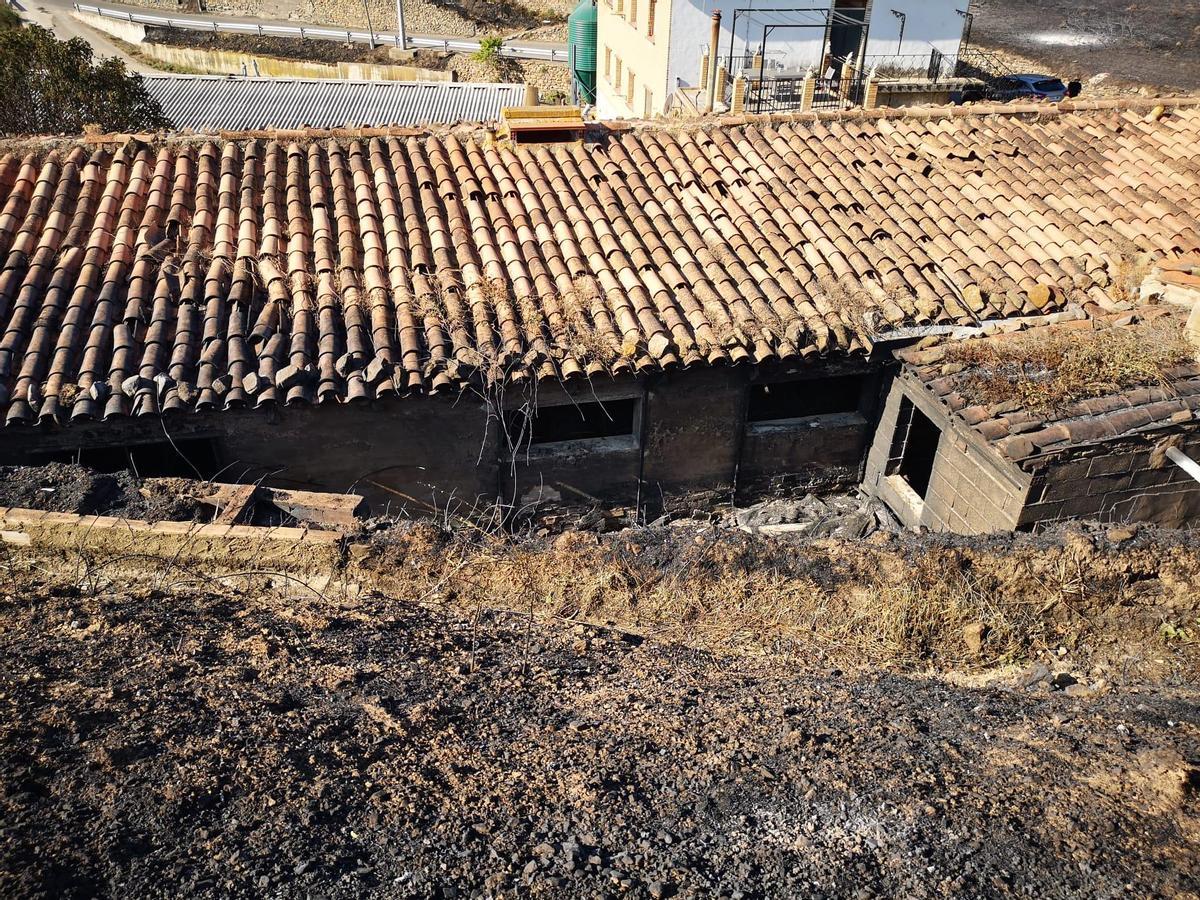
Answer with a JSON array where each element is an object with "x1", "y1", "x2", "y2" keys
[
  {"x1": 394, "y1": 0, "x2": 406, "y2": 49},
  {"x1": 756, "y1": 24, "x2": 769, "y2": 113},
  {"x1": 726, "y1": 9, "x2": 738, "y2": 79},
  {"x1": 1167, "y1": 447, "x2": 1200, "y2": 485},
  {"x1": 706, "y1": 10, "x2": 721, "y2": 111},
  {"x1": 891, "y1": 9, "x2": 905, "y2": 55},
  {"x1": 362, "y1": 0, "x2": 376, "y2": 49},
  {"x1": 570, "y1": 43, "x2": 578, "y2": 105}
]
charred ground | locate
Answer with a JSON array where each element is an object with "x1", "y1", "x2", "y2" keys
[{"x1": 0, "y1": 524, "x2": 1198, "y2": 899}]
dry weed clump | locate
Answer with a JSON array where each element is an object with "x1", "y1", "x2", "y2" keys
[
  {"x1": 355, "y1": 526, "x2": 1196, "y2": 672},
  {"x1": 947, "y1": 319, "x2": 1196, "y2": 414},
  {"x1": 1109, "y1": 241, "x2": 1153, "y2": 304}
]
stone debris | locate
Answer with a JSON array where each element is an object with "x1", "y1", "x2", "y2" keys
[{"x1": 730, "y1": 492, "x2": 900, "y2": 538}]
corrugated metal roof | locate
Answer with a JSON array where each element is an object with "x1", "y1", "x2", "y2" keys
[{"x1": 142, "y1": 75, "x2": 527, "y2": 131}]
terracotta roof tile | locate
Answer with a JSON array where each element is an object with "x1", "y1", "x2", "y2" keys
[
  {"x1": 901, "y1": 308, "x2": 1200, "y2": 465},
  {"x1": 3, "y1": 102, "x2": 1200, "y2": 424}
]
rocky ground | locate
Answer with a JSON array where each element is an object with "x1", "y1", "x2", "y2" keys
[
  {"x1": 971, "y1": 0, "x2": 1200, "y2": 93},
  {"x1": 141, "y1": 24, "x2": 572, "y2": 93},
  {"x1": 0, "y1": 555, "x2": 1197, "y2": 899},
  {"x1": 0, "y1": 465, "x2": 1197, "y2": 897},
  {"x1": 111, "y1": 0, "x2": 571, "y2": 44},
  {"x1": 142, "y1": 25, "x2": 452, "y2": 66}
]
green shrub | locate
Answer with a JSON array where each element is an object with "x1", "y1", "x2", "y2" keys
[{"x1": 473, "y1": 35, "x2": 504, "y2": 65}]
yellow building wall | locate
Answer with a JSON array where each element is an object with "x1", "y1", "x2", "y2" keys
[{"x1": 595, "y1": 0, "x2": 671, "y2": 118}]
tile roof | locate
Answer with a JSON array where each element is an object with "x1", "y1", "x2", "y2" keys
[
  {"x1": 1, "y1": 100, "x2": 1200, "y2": 426},
  {"x1": 896, "y1": 311, "x2": 1200, "y2": 465},
  {"x1": 143, "y1": 76, "x2": 528, "y2": 132}
]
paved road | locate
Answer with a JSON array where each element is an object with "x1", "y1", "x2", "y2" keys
[
  {"x1": 33, "y1": 0, "x2": 569, "y2": 62},
  {"x1": 15, "y1": 0, "x2": 161, "y2": 72}
]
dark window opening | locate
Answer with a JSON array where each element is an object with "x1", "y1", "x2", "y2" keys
[
  {"x1": 747, "y1": 375, "x2": 864, "y2": 423},
  {"x1": 886, "y1": 397, "x2": 940, "y2": 500},
  {"x1": 510, "y1": 127, "x2": 584, "y2": 145},
  {"x1": 31, "y1": 438, "x2": 222, "y2": 479},
  {"x1": 505, "y1": 398, "x2": 638, "y2": 447}
]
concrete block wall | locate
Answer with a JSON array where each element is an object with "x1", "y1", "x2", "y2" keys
[
  {"x1": 864, "y1": 378, "x2": 1030, "y2": 535},
  {"x1": 918, "y1": 426, "x2": 1029, "y2": 534},
  {"x1": 1020, "y1": 432, "x2": 1200, "y2": 529}
]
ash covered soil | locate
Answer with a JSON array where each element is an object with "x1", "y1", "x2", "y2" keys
[
  {"x1": 0, "y1": 464, "x2": 207, "y2": 522},
  {"x1": 1, "y1": 566, "x2": 1198, "y2": 899}
]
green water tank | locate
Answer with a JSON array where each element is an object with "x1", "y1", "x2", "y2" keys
[{"x1": 567, "y1": 0, "x2": 598, "y2": 105}]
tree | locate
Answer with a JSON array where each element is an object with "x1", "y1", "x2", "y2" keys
[
  {"x1": 0, "y1": 22, "x2": 170, "y2": 136},
  {"x1": 472, "y1": 35, "x2": 504, "y2": 65}
]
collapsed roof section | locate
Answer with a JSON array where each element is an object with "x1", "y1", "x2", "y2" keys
[
  {"x1": 895, "y1": 305, "x2": 1200, "y2": 467},
  {"x1": 0, "y1": 100, "x2": 1199, "y2": 426}
]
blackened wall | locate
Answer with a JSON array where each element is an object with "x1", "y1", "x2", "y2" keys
[
  {"x1": 642, "y1": 367, "x2": 746, "y2": 498},
  {"x1": 1020, "y1": 431, "x2": 1200, "y2": 529},
  {"x1": 501, "y1": 375, "x2": 645, "y2": 508},
  {"x1": 0, "y1": 363, "x2": 885, "y2": 516},
  {"x1": 0, "y1": 395, "x2": 498, "y2": 516},
  {"x1": 738, "y1": 364, "x2": 884, "y2": 496}
]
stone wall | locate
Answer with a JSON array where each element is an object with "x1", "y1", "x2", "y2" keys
[
  {"x1": 138, "y1": 39, "x2": 454, "y2": 80},
  {"x1": 449, "y1": 56, "x2": 570, "y2": 94}
]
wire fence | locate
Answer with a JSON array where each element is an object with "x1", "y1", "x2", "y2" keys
[{"x1": 72, "y1": 3, "x2": 570, "y2": 62}]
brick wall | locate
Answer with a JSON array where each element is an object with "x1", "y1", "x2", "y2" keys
[
  {"x1": 1020, "y1": 432, "x2": 1200, "y2": 529},
  {"x1": 864, "y1": 377, "x2": 1030, "y2": 534},
  {"x1": 0, "y1": 365, "x2": 884, "y2": 516}
]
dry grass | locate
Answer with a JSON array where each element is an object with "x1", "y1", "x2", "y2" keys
[
  {"x1": 356, "y1": 524, "x2": 1200, "y2": 672},
  {"x1": 947, "y1": 318, "x2": 1196, "y2": 413},
  {"x1": 560, "y1": 277, "x2": 619, "y2": 364},
  {"x1": 1109, "y1": 241, "x2": 1154, "y2": 304}
]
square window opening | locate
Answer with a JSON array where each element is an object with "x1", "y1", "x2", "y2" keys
[
  {"x1": 505, "y1": 398, "x2": 638, "y2": 447},
  {"x1": 747, "y1": 374, "x2": 864, "y2": 423},
  {"x1": 886, "y1": 397, "x2": 941, "y2": 500}
]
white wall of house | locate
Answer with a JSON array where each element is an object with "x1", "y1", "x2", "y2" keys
[
  {"x1": 668, "y1": 0, "x2": 970, "y2": 93},
  {"x1": 595, "y1": 0, "x2": 970, "y2": 119},
  {"x1": 670, "y1": 0, "x2": 828, "y2": 92},
  {"x1": 861, "y1": 1, "x2": 968, "y2": 62}
]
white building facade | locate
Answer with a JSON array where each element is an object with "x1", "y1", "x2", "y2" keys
[{"x1": 596, "y1": 0, "x2": 972, "y2": 119}]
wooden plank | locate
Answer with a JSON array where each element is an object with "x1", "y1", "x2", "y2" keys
[
  {"x1": 263, "y1": 487, "x2": 366, "y2": 529},
  {"x1": 204, "y1": 483, "x2": 258, "y2": 525}
]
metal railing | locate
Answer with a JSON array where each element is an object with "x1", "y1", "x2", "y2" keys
[
  {"x1": 742, "y1": 70, "x2": 865, "y2": 113},
  {"x1": 72, "y1": 2, "x2": 569, "y2": 62},
  {"x1": 862, "y1": 48, "x2": 1012, "y2": 83}
]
